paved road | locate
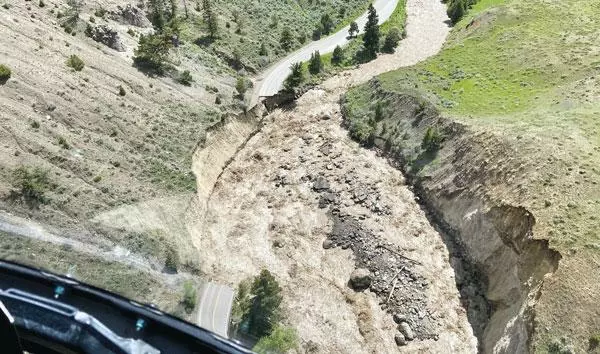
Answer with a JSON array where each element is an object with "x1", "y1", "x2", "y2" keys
[
  {"x1": 255, "y1": 0, "x2": 400, "y2": 97},
  {"x1": 196, "y1": 282, "x2": 235, "y2": 338}
]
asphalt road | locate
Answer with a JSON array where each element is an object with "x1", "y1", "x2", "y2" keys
[
  {"x1": 255, "y1": 0, "x2": 401, "y2": 97},
  {"x1": 196, "y1": 282, "x2": 235, "y2": 338}
]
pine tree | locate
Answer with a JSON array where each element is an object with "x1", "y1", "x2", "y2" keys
[
  {"x1": 280, "y1": 27, "x2": 293, "y2": 51},
  {"x1": 320, "y1": 14, "x2": 333, "y2": 35},
  {"x1": 363, "y1": 4, "x2": 380, "y2": 59},
  {"x1": 349, "y1": 21, "x2": 359, "y2": 37},
  {"x1": 308, "y1": 50, "x2": 323, "y2": 75},
  {"x1": 382, "y1": 27, "x2": 401, "y2": 53},
  {"x1": 247, "y1": 270, "x2": 283, "y2": 338},
  {"x1": 332, "y1": 45, "x2": 344, "y2": 65},
  {"x1": 203, "y1": 0, "x2": 218, "y2": 38},
  {"x1": 284, "y1": 62, "x2": 304, "y2": 91},
  {"x1": 149, "y1": 0, "x2": 166, "y2": 32}
]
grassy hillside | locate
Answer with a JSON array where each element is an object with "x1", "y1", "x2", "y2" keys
[
  {"x1": 179, "y1": 0, "x2": 373, "y2": 72},
  {"x1": 344, "y1": 0, "x2": 600, "y2": 351}
]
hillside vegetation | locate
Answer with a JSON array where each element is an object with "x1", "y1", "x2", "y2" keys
[
  {"x1": 0, "y1": 0, "x2": 373, "y2": 320},
  {"x1": 343, "y1": 0, "x2": 600, "y2": 351}
]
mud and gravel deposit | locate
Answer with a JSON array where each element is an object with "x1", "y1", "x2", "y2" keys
[
  {"x1": 196, "y1": 89, "x2": 476, "y2": 353},
  {"x1": 190, "y1": 0, "x2": 479, "y2": 352}
]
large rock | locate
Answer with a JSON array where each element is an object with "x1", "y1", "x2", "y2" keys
[
  {"x1": 109, "y1": 4, "x2": 152, "y2": 28},
  {"x1": 394, "y1": 332, "x2": 407, "y2": 346},
  {"x1": 313, "y1": 176, "x2": 330, "y2": 191},
  {"x1": 399, "y1": 322, "x2": 415, "y2": 340},
  {"x1": 85, "y1": 25, "x2": 125, "y2": 52},
  {"x1": 349, "y1": 268, "x2": 372, "y2": 290}
]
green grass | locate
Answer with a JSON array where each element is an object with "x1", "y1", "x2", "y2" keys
[
  {"x1": 344, "y1": 0, "x2": 600, "y2": 351},
  {"x1": 178, "y1": 0, "x2": 373, "y2": 71},
  {"x1": 295, "y1": 0, "x2": 408, "y2": 89}
]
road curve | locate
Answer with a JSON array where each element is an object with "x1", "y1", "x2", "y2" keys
[
  {"x1": 196, "y1": 282, "x2": 235, "y2": 338},
  {"x1": 255, "y1": 0, "x2": 400, "y2": 97}
]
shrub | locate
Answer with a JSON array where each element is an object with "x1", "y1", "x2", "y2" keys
[
  {"x1": 38, "y1": 0, "x2": 45, "y2": 8},
  {"x1": 164, "y1": 245, "x2": 180, "y2": 272},
  {"x1": 0, "y1": 64, "x2": 11, "y2": 83},
  {"x1": 590, "y1": 334, "x2": 600, "y2": 351},
  {"x1": 66, "y1": 55, "x2": 84, "y2": 71},
  {"x1": 31, "y1": 121, "x2": 40, "y2": 129},
  {"x1": 284, "y1": 62, "x2": 304, "y2": 91},
  {"x1": 382, "y1": 27, "x2": 402, "y2": 53},
  {"x1": 182, "y1": 281, "x2": 197, "y2": 313},
  {"x1": 280, "y1": 27, "x2": 293, "y2": 51},
  {"x1": 93, "y1": 175, "x2": 102, "y2": 183},
  {"x1": 58, "y1": 136, "x2": 70, "y2": 149},
  {"x1": 127, "y1": 28, "x2": 135, "y2": 36},
  {"x1": 253, "y1": 326, "x2": 298, "y2": 354},
  {"x1": 177, "y1": 70, "x2": 193, "y2": 86},
  {"x1": 94, "y1": 6, "x2": 106, "y2": 18},
  {"x1": 421, "y1": 126, "x2": 443, "y2": 153},
  {"x1": 11, "y1": 167, "x2": 50, "y2": 206},
  {"x1": 447, "y1": 0, "x2": 466, "y2": 23},
  {"x1": 259, "y1": 42, "x2": 268, "y2": 56},
  {"x1": 235, "y1": 77, "x2": 248, "y2": 97},
  {"x1": 118, "y1": 85, "x2": 126, "y2": 96},
  {"x1": 332, "y1": 45, "x2": 344, "y2": 66}
]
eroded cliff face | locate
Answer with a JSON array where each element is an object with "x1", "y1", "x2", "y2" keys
[{"x1": 342, "y1": 79, "x2": 561, "y2": 353}]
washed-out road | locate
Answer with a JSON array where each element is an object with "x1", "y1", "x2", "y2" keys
[{"x1": 255, "y1": 0, "x2": 400, "y2": 97}]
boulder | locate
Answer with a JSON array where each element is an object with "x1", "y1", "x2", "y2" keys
[
  {"x1": 86, "y1": 25, "x2": 125, "y2": 52},
  {"x1": 349, "y1": 268, "x2": 372, "y2": 290},
  {"x1": 109, "y1": 4, "x2": 152, "y2": 28},
  {"x1": 322, "y1": 239, "x2": 334, "y2": 249},
  {"x1": 399, "y1": 322, "x2": 414, "y2": 340},
  {"x1": 313, "y1": 176, "x2": 330, "y2": 191},
  {"x1": 394, "y1": 333, "x2": 407, "y2": 346}
]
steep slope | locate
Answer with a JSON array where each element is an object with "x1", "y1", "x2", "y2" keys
[{"x1": 343, "y1": 0, "x2": 600, "y2": 352}]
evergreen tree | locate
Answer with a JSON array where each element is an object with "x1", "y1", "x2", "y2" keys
[
  {"x1": 331, "y1": 45, "x2": 344, "y2": 65},
  {"x1": 447, "y1": 0, "x2": 466, "y2": 23},
  {"x1": 149, "y1": 0, "x2": 166, "y2": 32},
  {"x1": 203, "y1": 0, "x2": 218, "y2": 38},
  {"x1": 363, "y1": 4, "x2": 380, "y2": 59},
  {"x1": 280, "y1": 27, "x2": 293, "y2": 51},
  {"x1": 308, "y1": 50, "x2": 323, "y2": 75},
  {"x1": 133, "y1": 33, "x2": 172, "y2": 73},
  {"x1": 349, "y1": 21, "x2": 359, "y2": 37},
  {"x1": 320, "y1": 14, "x2": 334, "y2": 35},
  {"x1": 284, "y1": 62, "x2": 304, "y2": 91},
  {"x1": 382, "y1": 27, "x2": 401, "y2": 53},
  {"x1": 247, "y1": 270, "x2": 283, "y2": 338}
]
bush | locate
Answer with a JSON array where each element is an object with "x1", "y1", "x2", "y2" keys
[
  {"x1": 118, "y1": 85, "x2": 126, "y2": 96},
  {"x1": 133, "y1": 34, "x2": 171, "y2": 74},
  {"x1": 590, "y1": 334, "x2": 600, "y2": 351},
  {"x1": 447, "y1": 0, "x2": 466, "y2": 23},
  {"x1": 182, "y1": 281, "x2": 197, "y2": 313},
  {"x1": 66, "y1": 55, "x2": 84, "y2": 71},
  {"x1": 284, "y1": 62, "x2": 304, "y2": 91},
  {"x1": 253, "y1": 326, "x2": 298, "y2": 354},
  {"x1": 0, "y1": 64, "x2": 11, "y2": 83},
  {"x1": 177, "y1": 70, "x2": 193, "y2": 86},
  {"x1": 236, "y1": 77, "x2": 248, "y2": 98},
  {"x1": 382, "y1": 27, "x2": 402, "y2": 53},
  {"x1": 11, "y1": 167, "x2": 50, "y2": 207},
  {"x1": 332, "y1": 45, "x2": 344, "y2": 66},
  {"x1": 421, "y1": 126, "x2": 443, "y2": 153},
  {"x1": 164, "y1": 245, "x2": 180, "y2": 272},
  {"x1": 58, "y1": 136, "x2": 70, "y2": 149}
]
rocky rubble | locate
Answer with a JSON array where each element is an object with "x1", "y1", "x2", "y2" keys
[
  {"x1": 108, "y1": 4, "x2": 152, "y2": 28},
  {"x1": 272, "y1": 133, "x2": 447, "y2": 346},
  {"x1": 85, "y1": 24, "x2": 125, "y2": 52}
]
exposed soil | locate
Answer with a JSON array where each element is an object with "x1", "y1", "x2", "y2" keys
[{"x1": 190, "y1": 1, "x2": 468, "y2": 351}]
